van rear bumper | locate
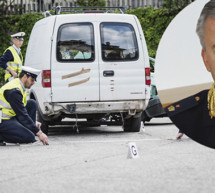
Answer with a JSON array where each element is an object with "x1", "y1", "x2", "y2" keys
[{"x1": 43, "y1": 100, "x2": 148, "y2": 116}]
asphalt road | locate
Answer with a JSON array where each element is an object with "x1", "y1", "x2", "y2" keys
[{"x1": 0, "y1": 117, "x2": 214, "y2": 193}]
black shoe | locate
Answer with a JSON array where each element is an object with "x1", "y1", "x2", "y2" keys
[{"x1": 0, "y1": 141, "x2": 6, "y2": 146}]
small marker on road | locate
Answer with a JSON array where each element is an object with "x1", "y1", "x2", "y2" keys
[
  {"x1": 127, "y1": 142, "x2": 139, "y2": 159},
  {"x1": 141, "y1": 122, "x2": 146, "y2": 132}
]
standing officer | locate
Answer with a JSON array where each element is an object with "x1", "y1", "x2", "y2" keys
[
  {"x1": 0, "y1": 32, "x2": 25, "y2": 82},
  {"x1": 0, "y1": 66, "x2": 49, "y2": 146}
]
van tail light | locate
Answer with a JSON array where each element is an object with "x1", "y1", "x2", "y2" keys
[
  {"x1": 145, "y1": 68, "x2": 151, "y2": 85},
  {"x1": 42, "y1": 70, "x2": 51, "y2": 88}
]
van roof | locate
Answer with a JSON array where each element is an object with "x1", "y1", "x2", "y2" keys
[{"x1": 53, "y1": 13, "x2": 137, "y2": 22}]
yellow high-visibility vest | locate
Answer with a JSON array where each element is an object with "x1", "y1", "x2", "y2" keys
[
  {"x1": 4, "y1": 46, "x2": 23, "y2": 82},
  {"x1": 0, "y1": 78, "x2": 27, "y2": 120}
]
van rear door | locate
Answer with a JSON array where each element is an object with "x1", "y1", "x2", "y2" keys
[
  {"x1": 98, "y1": 21, "x2": 147, "y2": 101},
  {"x1": 51, "y1": 15, "x2": 99, "y2": 102}
]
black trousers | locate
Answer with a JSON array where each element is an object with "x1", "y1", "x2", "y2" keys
[{"x1": 0, "y1": 99, "x2": 37, "y2": 144}]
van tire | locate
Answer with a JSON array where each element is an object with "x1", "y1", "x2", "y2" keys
[
  {"x1": 37, "y1": 111, "x2": 49, "y2": 135},
  {"x1": 123, "y1": 116, "x2": 141, "y2": 132}
]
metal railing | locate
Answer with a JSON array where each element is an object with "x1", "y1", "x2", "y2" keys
[{"x1": 3, "y1": 0, "x2": 164, "y2": 14}]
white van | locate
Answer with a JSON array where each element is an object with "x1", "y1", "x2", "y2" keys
[{"x1": 25, "y1": 10, "x2": 151, "y2": 134}]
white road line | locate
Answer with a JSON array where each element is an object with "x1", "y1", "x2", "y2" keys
[{"x1": 60, "y1": 138, "x2": 171, "y2": 144}]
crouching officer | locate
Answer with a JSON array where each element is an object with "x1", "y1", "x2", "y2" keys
[
  {"x1": 0, "y1": 32, "x2": 25, "y2": 82},
  {"x1": 0, "y1": 66, "x2": 49, "y2": 146}
]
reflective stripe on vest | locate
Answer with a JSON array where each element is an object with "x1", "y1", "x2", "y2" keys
[
  {"x1": 0, "y1": 78, "x2": 27, "y2": 120},
  {"x1": 4, "y1": 46, "x2": 23, "y2": 82}
]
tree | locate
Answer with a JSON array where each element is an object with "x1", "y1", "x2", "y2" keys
[
  {"x1": 0, "y1": 0, "x2": 11, "y2": 15},
  {"x1": 163, "y1": 0, "x2": 195, "y2": 9},
  {"x1": 0, "y1": 0, "x2": 23, "y2": 15},
  {"x1": 77, "y1": 0, "x2": 105, "y2": 7}
]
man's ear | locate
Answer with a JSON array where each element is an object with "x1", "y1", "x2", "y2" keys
[{"x1": 201, "y1": 49, "x2": 211, "y2": 72}]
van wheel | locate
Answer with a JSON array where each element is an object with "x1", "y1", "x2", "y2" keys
[
  {"x1": 123, "y1": 116, "x2": 141, "y2": 132},
  {"x1": 37, "y1": 111, "x2": 49, "y2": 135}
]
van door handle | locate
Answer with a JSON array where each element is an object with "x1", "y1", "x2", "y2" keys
[{"x1": 103, "y1": 70, "x2": 114, "y2": 77}]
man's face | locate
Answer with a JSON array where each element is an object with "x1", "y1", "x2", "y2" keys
[
  {"x1": 13, "y1": 38, "x2": 23, "y2": 48},
  {"x1": 202, "y1": 17, "x2": 215, "y2": 81},
  {"x1": 24, "y1": 75, "x2": 35, "y2": 89}
]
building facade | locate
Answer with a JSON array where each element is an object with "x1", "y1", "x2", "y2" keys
[{"x1": 4, "y1": 0, "x2": 164, "y2": 14}]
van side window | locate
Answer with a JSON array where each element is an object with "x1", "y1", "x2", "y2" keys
[
  {"x1": 101, "y1": 22, "x2": 138, "y2": 61},
  {"x1": 57, "y1": 23, "x2": 94, "y2": 62}
]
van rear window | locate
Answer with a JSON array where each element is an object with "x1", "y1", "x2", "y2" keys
[
  {"x1": 100, "y1": 22, "x2": 138, "y2": 61},
  {"x1": 57, "y1": 23, "x2": 94, "y2": 62}
]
